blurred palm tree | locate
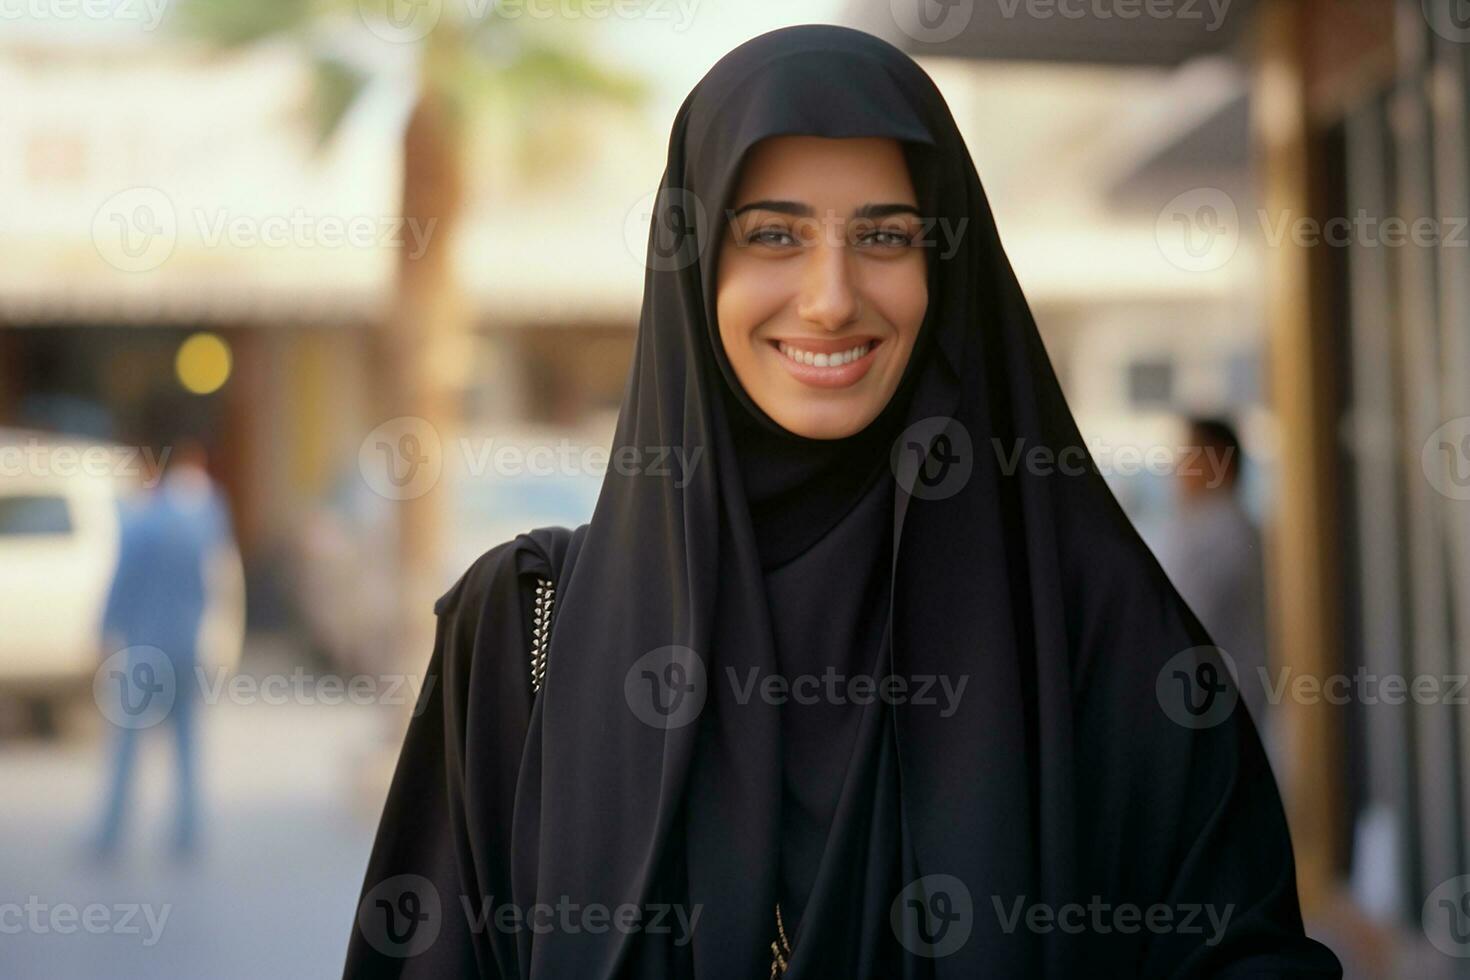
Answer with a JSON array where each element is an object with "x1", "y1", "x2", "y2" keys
[{"x1": 172, "y1": 0, "x2": 646, "y2": 663}]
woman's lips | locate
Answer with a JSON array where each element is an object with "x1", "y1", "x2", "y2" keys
[{"x1": 768, "y1": 338, "x2": 881, "y2": 389}]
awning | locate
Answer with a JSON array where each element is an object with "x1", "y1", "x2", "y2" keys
[{"x1": 845, "y1": 0, "x2": 1254, "y2": 66}]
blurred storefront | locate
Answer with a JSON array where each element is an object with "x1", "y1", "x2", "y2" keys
[
  {"x1": 1307, "y1": 3, "x2": 1470, "y2": 973},
  {"x1": 1253, "y1": 5, "x2": 1470, "y2": 973},
  {"x1": 0, "y1": 22, "x2": 652, "y2": 660},
  {"x1": 0, "y1": 28, "x2": 394, "y2": 620}
]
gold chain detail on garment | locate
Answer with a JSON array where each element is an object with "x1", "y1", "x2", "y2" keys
[
  {"x1": 530, "y1": 576, "x2": 555, "y2": 694},
  {"x1": 769, "y1": 901, "x2": 792, "y2": 977}
]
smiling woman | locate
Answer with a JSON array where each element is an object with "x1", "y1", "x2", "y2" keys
[
  {"x1": 343, "y1": 23, "x2": 1342, "y2": 980},
  {"x1": 715, "y1": 135, "x2": 929, "y2": 437}
]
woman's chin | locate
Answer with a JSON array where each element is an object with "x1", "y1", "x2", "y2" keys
[{"x1": 766, "y1": 398, "x2": 886, "y2": 440}]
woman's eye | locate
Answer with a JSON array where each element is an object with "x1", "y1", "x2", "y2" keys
[
  {"x1": 856, "y1": 228, "x2": 914, "y2": 248},
  {"x1": 739, "y1": 223, "x2": 914, "y2": 249},
  {"x1": 747, "y1": 227, "x2": 798, "y2": 247}
]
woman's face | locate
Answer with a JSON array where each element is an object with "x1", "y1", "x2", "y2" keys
[{"x1": 715, "y1": 135, "x2": 928, "y2": 440}]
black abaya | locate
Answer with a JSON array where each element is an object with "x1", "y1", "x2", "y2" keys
[{"x1": 343, "y1": 23, "x2": 1342, "y2": 980}]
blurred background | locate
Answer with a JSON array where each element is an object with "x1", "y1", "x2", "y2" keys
[{"x1": 1, "y1": 0, "x2": 1467, "y2": 976}]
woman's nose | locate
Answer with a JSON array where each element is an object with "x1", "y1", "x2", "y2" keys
[{"x1": 795, "y1": 232, "x2": 860, "y2": 331}]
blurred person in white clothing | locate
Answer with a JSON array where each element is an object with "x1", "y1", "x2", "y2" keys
[{"x1": 1155, "y1": 417, "x2": 1277, "y2": 768}]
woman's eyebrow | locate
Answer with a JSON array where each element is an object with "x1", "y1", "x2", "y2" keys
[
  {"x1": 729, "y1": 200, "x2": 921, "y2": 219},
  {"x1": 855, "y1": 203, "x2": 922, "y2": 219}
]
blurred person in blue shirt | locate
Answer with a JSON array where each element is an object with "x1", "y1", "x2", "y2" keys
[{"x1": 92, "y1": 416, "x2": 233, "y2": 861}]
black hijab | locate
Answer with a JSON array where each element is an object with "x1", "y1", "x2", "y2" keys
[{"x1": 344, "y1": 23, "x2": 1342, "y2": 980}]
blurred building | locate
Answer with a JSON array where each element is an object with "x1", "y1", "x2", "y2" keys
[
  {"x1": 0, "y1": 21, "x2": 650, "y2": 652},
  {"x1": 0, "y1": 28, "x2": 390, "y2": 630}
]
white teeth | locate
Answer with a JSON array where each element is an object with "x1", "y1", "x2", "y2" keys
[{"x1": 778, "y1": 341, "x2": 871, "y2": 367}]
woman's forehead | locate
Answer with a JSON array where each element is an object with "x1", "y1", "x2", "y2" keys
[{"x1": 729, "y1": 136, "x2": 915, "y2": 196}]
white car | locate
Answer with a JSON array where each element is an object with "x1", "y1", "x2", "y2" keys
[{"x1": 0, "y1": 429, "x2": 244, "y2": 732}]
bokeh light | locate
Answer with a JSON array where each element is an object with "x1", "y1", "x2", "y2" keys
[{"x1": 175, "y1": 332, "x2": 232, "y2": 394}]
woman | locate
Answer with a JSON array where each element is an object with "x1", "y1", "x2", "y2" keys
[{"x1": 344, "y1": 24, "x2": 1342, "y2": 979}]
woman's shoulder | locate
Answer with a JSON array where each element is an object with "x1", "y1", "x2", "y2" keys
[
  {"x1": 421, "y1": 524, "x2": 587, "y2": 701},
  {"x1": 433, "y1": 524, "x2": 585, "y2": 620}
]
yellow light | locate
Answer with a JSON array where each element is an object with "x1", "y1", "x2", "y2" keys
[{"x1": 175, "y1": 332, "x2": 232, "y2": 395}]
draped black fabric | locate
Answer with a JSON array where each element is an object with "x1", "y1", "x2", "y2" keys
[{"x1": 344, "y1": 23, "x2": 1343, "y2": 980}]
